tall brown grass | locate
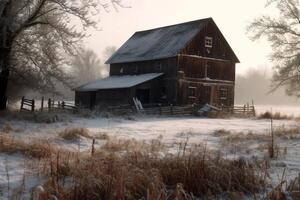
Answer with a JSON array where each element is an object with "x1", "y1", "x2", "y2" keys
[
  {"x1": 59, "y1": 128, "x2": 91, "y2": 140},
  {"x1": 37, "y1": 140, "x2": 266, "y2": 200},
  {"x1": 0, "y1": 134, "x2": 54, "y2": 159}
]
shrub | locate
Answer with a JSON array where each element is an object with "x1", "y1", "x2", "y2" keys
[
  {"x1": 258, "y1": 112, "x2": 293, "y2": 120},
  {"x1": 59, "y1": 128, "x2": 91, "y2": 140}
]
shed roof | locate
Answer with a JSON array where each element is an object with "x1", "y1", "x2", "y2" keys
[
  {"x1": 75, "y1": 73, "x2": 163, "y2": 92},
  {"x1": 106, "y1": 18, "x2": 211, "y2": 64}
]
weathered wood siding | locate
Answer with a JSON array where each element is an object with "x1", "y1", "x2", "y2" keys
[
  {"x1": 110, "y1": 57, "x2": 178, "y2": 78},
  {"x1": 178, "y1": 56, "x2": 235, "y2": 81},
  {"x1": 178, "y1": 80, "x2": 234, "y2": 106},
  {"x1": 110, "y1": 57, "x2": 179, "y2": 105},
  {"x1": 181, "y1": 20, "x2": 238, "y2": 62},
  {"x1": 176, "y1": 20, "x2": 236, "y2": 107}
]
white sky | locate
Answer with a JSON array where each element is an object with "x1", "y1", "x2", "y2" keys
[{"x1": 85, "y1": 0, "x2": 276, "y2": 75}]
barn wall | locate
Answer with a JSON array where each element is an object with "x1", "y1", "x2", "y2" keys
[
  {"x1": 89, "y1": 77, "x2": 167, "y2": 107},
  {"x1": 75, "y1": 91, "x2": 92, "y2": 108},
  {"x1": 178, "y1": 79, "x2": 234, "y2": 107},
  {"x1": 178, "y1": 56, "x2": 235, "y2": 81},
  {"x1": 109, "y1": 57, "x2": 178, "y2": 78},
  {"x1": 181, "y1": 20, "x2": 238, "y2": 62},
  {"x1": 95, "y1": 88, "x2": 132, "y2": 107}
]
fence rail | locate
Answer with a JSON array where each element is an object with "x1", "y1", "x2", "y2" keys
[
  {"x1": 108, "y1": 103, "x2": 256, "y2": 117},
  {"x1": 142, "y1": 104, "x2": 195, "y2": 116},
  {"x1": 19, "y1": 96, "x2": 255, "y2": 117},
  {"x1": 20, "y1": 96, "x2": 35, "y2": 111},
  {"x1": 20, "y1": 96, "x2": 77, "y2": 112},
  {"x1": 221, "y1": 104, "x2": 255, "y2": 116}
]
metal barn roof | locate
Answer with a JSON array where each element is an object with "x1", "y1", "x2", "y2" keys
[
  {"x1": 75, "y1": 73, "x2": 164, "y2": 92},
  {"x1": 106, "y1": 18, "x2": 212, "y2": 64}
]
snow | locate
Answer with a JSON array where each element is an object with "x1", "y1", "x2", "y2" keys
[
  {"x1": 1, "y1": 107, "x2": 300, "y2": 198},
  {"x1": 75, "y1": 73, "x2": 163, "y2": 91}
]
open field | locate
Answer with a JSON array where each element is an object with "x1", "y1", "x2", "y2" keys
[{"x1": 0, "y1": 108, "x2": 300, "y2": 199}]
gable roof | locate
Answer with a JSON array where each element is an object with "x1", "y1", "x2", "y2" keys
[
  {"x1": 75, "y1": 73, "x2": 163, "y2": 92},
  {"x1": 106, "y1": 18, "x2": 211, "y2": 64},
  {"x1": 106, "y1": 18, "x2": 239, "y2": 64}
]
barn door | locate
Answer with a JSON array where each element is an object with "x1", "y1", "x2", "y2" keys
[
  {"x1": 199, "y1": 85, "x2": 212, "y2": 105},
  {"x1": 136, "y1": 89, "x2": 150, "y2": 104}
]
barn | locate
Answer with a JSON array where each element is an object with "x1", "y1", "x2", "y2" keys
[{"x1": 75, "y1": 18, "x2": 239, "y2": 109}]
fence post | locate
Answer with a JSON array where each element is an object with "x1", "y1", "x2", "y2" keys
[
  {"x1": 159, "y1": 104, "x2": 162, "y2": 115},
  {"x1": 62, "y1": 101, "x2": 65, "y2": 110},
  {"x1": 243, "y1": 105, "x2": 246, "y2": 113},
  {"x1": 91, "y1": 139, "x2": 95, "y2": 156},
  {"x1": 20, "y1": 96, "x2": 24, "y2": 110},
  {"x1": 48, "y1": 98, "x2": 51, "y2": 111},
  {"x1": 170, "y1": 104, "x2": 173, "y2": 115},
  {"x1": 41, "y1": 96, "x2": 44, "y2": 111},
  {"x1": 32, "y1": 99, "x2": 35, "y2": 112}
]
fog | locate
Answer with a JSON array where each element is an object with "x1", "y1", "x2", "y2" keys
[{"x1": 235, "y1": 69, "x2": 299, "y2": 106}]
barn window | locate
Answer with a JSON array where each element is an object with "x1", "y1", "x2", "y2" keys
[
  {"x1": 219, "y1": 87, "x2": 228, "y2": 100},
  {"x1": 188, "y1": 86, "x2": 196, "y2": 98},
  {"x1": 205, "y1": 36, "x2": 213, "y2": 48}
]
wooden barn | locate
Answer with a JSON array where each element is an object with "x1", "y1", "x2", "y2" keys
[{"x1": 75, "y1": 18, "x2": 239, "y2": 109}]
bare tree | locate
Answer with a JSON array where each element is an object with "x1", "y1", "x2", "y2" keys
[
  {"x1": 248, "y1": 0, "x2": 300, "y2": 97},
  {"x1": 102, "y1": 45, "x2": 116, "y2": 76},
  {"x1": 71, "y1": 49, "x2": 103, "y2": 86},
  {"x1": 0, "y1": 0, "x2": 125, "y2": 110}
]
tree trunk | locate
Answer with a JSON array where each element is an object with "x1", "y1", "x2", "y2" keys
[
  {"x1": 0, "y1": 48, "x2": 11, "y2": 110},
  {"x1": 0, "y1": 0, "x2": 13, "y2": 110}
]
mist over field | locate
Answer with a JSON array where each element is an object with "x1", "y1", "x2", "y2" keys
[{"x1": 235, "y1": 69, "x2": 299, "y2": 106}]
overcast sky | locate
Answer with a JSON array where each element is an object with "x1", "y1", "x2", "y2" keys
[{"x1": 85, "y1": 0, "x2": 277, "y2": 75}]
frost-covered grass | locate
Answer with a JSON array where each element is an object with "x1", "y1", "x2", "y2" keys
[{"x1": 1, "y1": 108, "x2": 300, "y2": 199}]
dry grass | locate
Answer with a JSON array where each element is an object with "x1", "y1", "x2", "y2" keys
[
  {"x1": 59, "y1": 128, "x2": 91, "y2": 140},
  {"x1": 102, "y1": 138, "x2": 164, "y2": 153},
  {"x1": 1, "y1": 110, "x2": 71, "y2": 123},
  {"x1": 213, "y1": 129, "x2": 234, "y2": 137},
  {"x1": 0, "y1": 134, "x2": 54, "y2": 159},
  {"x1": 221, "y1": 131, "x2": 268, "y2": 143},
  {"x1": 35, "y1": 139, "x2": 266, "y2": 200},
  {"x1": 94, "y1": 132, "x2": 110, "y2": 140},
  {"x1": 1, "y1": 123, "x2": 14, "y2": 133},
  {"x1": 258, "y1": 111, "x2": 293, "y2": 120},
  {"x1": 273, "y1": 126, "x2": 300, "y2": 139}
]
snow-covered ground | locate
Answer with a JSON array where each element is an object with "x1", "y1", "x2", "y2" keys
[{"x1": 0, "y1": 109, "x2": 300, "y2": 199}]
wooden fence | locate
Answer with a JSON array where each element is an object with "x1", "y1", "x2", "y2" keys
[
  {"x1": 20, "y1": 96, "x2": 255, "y2": 117},
  {"x1": 20, "y1": 97, "x2": 35, "y2": 111},
  {"x1": 107, "y1": 103, "x2": 256, "y2": 117},
  {"x1": 141, "y1": 104, "x2": 196, "y2": 116},
  {"x1": 221, "y1": 104, "x2": 256, "y2": 116},
  {"x1": 48, "y1": 99, "x2": 77, "y2": 111},
  {"x1": 20, "y1": 96, "x2": 77, "y2": 112}
]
